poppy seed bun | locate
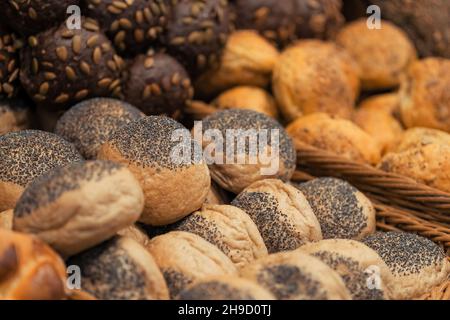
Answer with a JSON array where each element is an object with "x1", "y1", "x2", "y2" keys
[
  {"x1": 240, "y1": 250, "x2": 351, "y2": 300},
  {"x1": 362, "y1": 232, "x2": 450, "y2": 299},
  {"x1": 273, "y1": 40, "x2": 360, "y2": 121},
  {"x1": 0, "y1": 210, "x2": 13, "y2": 230},
  {"x1": 147, "y1": 231, "x2": 237, "y2": 298},
  {"x1": 98, "y1": 116, "x2": 210, "y2": 226},
  {"x1": 295, "y1": 178, "x2": 376, "y2": 240},
  {"x1": 117, "y1": 224, "x2": 151, "y2": 248},
  {"x1": 394, "y1": 128, "x2": 450, "y2": 153},
  {"x1": 0, "y1": 229, "x2": 67, "y2": 300},
  {"x1": 0, "y1": 130, "x2": 83, "y2": 212},
  {"x1": 55, "y1": 98, "x2": 145, "y2": 159},
  {"x1": 298, "y1": 239, "x2": 394, "y2": 300},
  {"x1": 232, "y1": 179, "x2": 322, "y2": 253},
  {"x1": 287, "y1": 113, "x2": 381, "y2": 165},
  {"x1": 0, "y1": 99, "x2": 34, "y2": 135},
  {"x1": 178, "y1": 276, "x2": 275, "y2": 300},
  {"x1": 199, "y1": 109, "x2": 296, "y2": 193},
  {"x1": 13, "y1": 161, "x2": 144, "y2": 257},
  {"x1": 67, "y1": 236, "x2": 169, "y2": 300}
]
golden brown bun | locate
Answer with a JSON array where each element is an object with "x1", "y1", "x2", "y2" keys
[
  {"x1": 296, "y1": 178, "x2": 376, "y2": 240},
  {"x1": 195, "y1": 31, "x2": 279, "y2": 98},
  {"x1": 394, "y1": 127, "x2": 450, "y2": 153},
  {"x1": 232, "y1": 179, "x2": 322, "y2": 253},
  {"x1": 336, "y1": 19, "x2": 417, "y2": 90},
  {"x1": 355, "y1": 93, "x2": 400, "y2": 116},
  {"x1": 13, "y1": 161, "x2": 144, "y2": 257},
  {"x1": 0, "y1": 229, "x2": 67, "y2": 300},
  {"x1": 273, "y1": 40, "x2": 360, "y2": 121},
  {"x1": 178, "y1": 276, "x2": 275, "y2": 300},
  {"x1": 298, "y1": 239, "x2": 394, "y2": 300},
  {"x1": 378, "y1": 143, "x2": 450, "y2": 193},
  {"x1": 0, "y1": 100, "x2": 33, "y2": 135},
  {"x1": 213, "y1": 86, "x2": 279, "y2": 118},
  {"x1": 240, "y1": 250, "x2": 351, "y2": 300},
  {"x1": 0, "y1": 210, "x2": 13, "y2": 230},
  {"x1": 400, "y1": 58, "x2": 450, "y2": 132},
  {"x1": 67, "y1": 236, "x2": 169, "y2": 300},
  {"x1": 287, "y1": 113, "x2": 381, "y2": 164},
  {"x1": 146, "y1": 231, "x2": 237, "y2": 298},
  {"x1": 362, "y1": 232, "x2": 450, "y2": 299},
  {"x1": 117, "y1": 224, "x2": 151, "y2": 248}
]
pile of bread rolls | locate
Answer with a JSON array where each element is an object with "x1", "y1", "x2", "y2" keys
[{"x1": 1, "y1": 0, "x2": 450, "y2": 300}]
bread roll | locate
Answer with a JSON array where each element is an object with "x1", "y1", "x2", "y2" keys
[
  {"x1": 356, "y1": 93, "x2": 400, "y2": 116},
  {"x1": 0, "y1": 210, "x2": 13, "y2": 230},
  {"x1": 295, "y1": 178, "x2": 376, "y2": 240},
  {"x1": 287, "y1": 113, "x2": 381, "y2": 164},
  {"x1": 394, "y1": 128, "x2": 450, "y2": 153},
  {"x1": 13, "y1": 161, "x2": 144, "y2": 257},
  {"x1": 240, "y1": 250, "x2": 351, "y2": 300},
  {"x1": 362, "y1": 232, "x2": 450, "y2": 299},
  {"x1": 204, "y1": 181, "x2": 231, "y2": 205},
  {"x1": 117, "y1": 224, "x2": 151, "y2": 248},
  {"x1": 0, "y1": 99, "x2": 33, "y2": 135},
  {"x1": 232, "y1": 179, "x2": 322, "y2": 253}
]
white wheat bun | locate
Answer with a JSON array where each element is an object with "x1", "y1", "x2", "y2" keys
[
  {"x1": 232, "y1": 179, "x2": 322, "y2": 253},
  {"x1": 67, "y1": 236, "x2": 169, "y2": 300},
  {"x1": 240, "y1": 250, "x2": 352, "y2": 300},
  {"x1": 146, "y1": 231, "x2": 238, "y2": 298},
  {"x1": 13, "y1": 160, "x2": 144, "y2": 257}
]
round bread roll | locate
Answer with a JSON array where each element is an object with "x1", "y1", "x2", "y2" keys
[
  {"x1": 298, "y1": 239, "x2": 394, "y2": 300},
  {"x1": 13, "y1": 160, "x2": 144, "y2": 257},
  {"x1": 0, "y1": 210, "x2": 13, "y2": 230},
  {"x1": 67, "y1": 236, "x2": 169, "y2": 300},
  {"x1": 232, "y1": 179, "x2": 322, "y2": 253},
  {"x1": 117, "y1": 224, "x2": 151, "y2": 248},
  {"x1": 287, "y1": 113, "x2": 381, "y2": 164},
  {"x1": 395, "y1": 128, "x2": 450, "y2": 153},
  {"x1": 362, "y1": 232, "x2": 450, "y2": 299},
  {"x1": 356, "y1": 93, "x2": 400, "y2": 116},
  {"x1": 400, "y1": 58, "x2": 450, "y2": 132},
  {"x1": 0, "y1": 229, "x2": 67, "y2": 300},
  {"x1": 0, "y1": 130, "x2": 83, "y2": 212},
  {"x1": 178, "y1": 276, "x2": 275, "y2": 300},
  {"x1": 204, "y1": 181, "x2": 231, "y2": 205},
  {"x1": 55, "y1": 98, "x2": 145, "y2": 159},
  {"x1": 296, "y1": 178, "x2": 376, "y2": 240},
  {"x1": 199, "y1": 109, "x2": 296, "y2": 193},
  {"x1": 0, "y1": 99, "x2": 34, "y2": 135},
  {"x1": 240, "y1": 250, "x2": 351, "y2": 300},
  {"x1": 147, "y1": 231, "x2": 237, "y2": 298},
  {"x1": 213, "y1": 86, "x2": 279, "y2": 119},
  {"x1": 336, "y1": 19, "x2": 416, "y2": 90},
  {"x1": 378, "y1": 143, "x2": 450, "y2": 193},
  {"x1": 273, "y1": 40, "x2": 360, "y2": 121},
  {"x1": 98, "y1": 116, "x2": 210, "y2": 226}
]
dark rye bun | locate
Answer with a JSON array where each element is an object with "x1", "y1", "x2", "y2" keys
[{"x1": 0, "y1": 24, "x2": 21, "y2": 99}]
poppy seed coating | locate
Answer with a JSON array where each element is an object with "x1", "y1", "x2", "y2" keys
[
  {"x1": 178, "y1": 281, "x2": 256, "y2": 300},
  {"x1": 362, "y1": 232, "x2": 446, "y2": 276},
  {"x1": 162, "y1": 268, "x2": 193, "y2": 299},
  {"x1": 0, "y1": 130, "x2": 83, "y2": 187}
]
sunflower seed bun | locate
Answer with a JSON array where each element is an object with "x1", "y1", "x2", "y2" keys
[
  {"x1": 336, "y1": 19, "x2": 416, "y2": 90},
  {"x1": 0, "y1": 210, "x2": 13, "y2": 230},
  {"x1": 98, "y1": 116, "x2": 210, "y2": 226},
  {"x1": 295, "y1": 178, "x2": 376, "y2": 240},
  {"x1": 55, "y1": 98, "x2": 145, "y2": 159},
  {"x1": 298, "y1": 239, "x2": 394, "y2": 300},
  {"x1": 362, "y1": 232, "x2": 450, "y2": 299},
  {"x1": 287, "y1": 113, "x2": 381, "y2": 165},
  {"x1": 240, "y1": 250, "x2": 351, "y2": 300},
  {"x1": 0, "y1": 229, "x2": 67, "y2": 300},
  {"x1": 0, "y1": 99, "x2": 34, "y2": 135},
  {"x1": 394, "y1": 128, "x2": 450, "y2": 153},
  {"x1": 178, "y1": 276, "x2": 275, "y2": 300},
  {"x1": 67, "y1": 236, "x2": 169, "y2": 300},
  {"x1": 146, "y1": 231, "x2": 237, "y2": 298},
  {"x1": 400, "y1": 58, "x2": 450, "y2": 132},
  {"x1": 273, "y1": 40, "x2": 360, "y2": 121},
  {"x1": 117, "y1": 224, "x2": 151, "y2": 248},
  {"x1": 199, "y1": 109, "x2": 296, "y2": 194},
  {"x1": 232, "y1": 179, "x2": 322, "y2": 253},
  {"x1": 212, "y1": 86, "x2": 279, "y2": 118},
  {"x1": 0, "y1": 130, "x2": 83, "y2": 212},
  {"x1": 13, "y1": 161, "x2": 144, "y2": 257}
]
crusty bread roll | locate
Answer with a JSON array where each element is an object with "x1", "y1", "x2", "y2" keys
[
  {"x1": 13, "y1": 161, "x2": 144, "y2": 257},
  {"x1": 356, "y1": 92, "x2": 401, "y2": 116},
  {"x1": 0, "y1": 99, "x2": 33, "y2": 135},
  {"x1": 178, "y1": 276, "x2": 275, "y2": 300},
  {"x1": 0, "y1": 210, "x2": 13, "y2": 230},
  {"x1": 362, "y1": 232, "x2": 450, "y2": 299},
  {"x1": 67, "y1": 236, "x2": 169, "y2": 300},
  {"x1": 287, "y1": 113, "x2": 381, "y2": 164},
  {"x1": 98, "y1": 116, "x2": 210, "y2": 226},
  {"x1": 117, "y1": 224, "x2": 151, "y2": 248},
  {"x1": 232, "y1": 179, "x2": 322, "y2": 253},
  {"x1": 240, "y1": 250, "x2": 351, "y2": 300},
  {"x1": 298, "y1": 239, "x2": 394, "y2": 300},
  {"x1": 273, "y1": 40, "x2": 359, "y2": 121},
  {"x1": 0, "y1": 229, "x2": 67, "y2": 300},
  {"x1": 336, "y1": 19, "x2": 416, "y2": 90},
  {"x1": 295, "y1": 178, "x2": 376, "y2": 240},
  {"x1": 147, "y1": 231, "x2": 237, "y2": 298},
  {"x1": 394, "y1": 127, "x2": 450, "y2": 153}
]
